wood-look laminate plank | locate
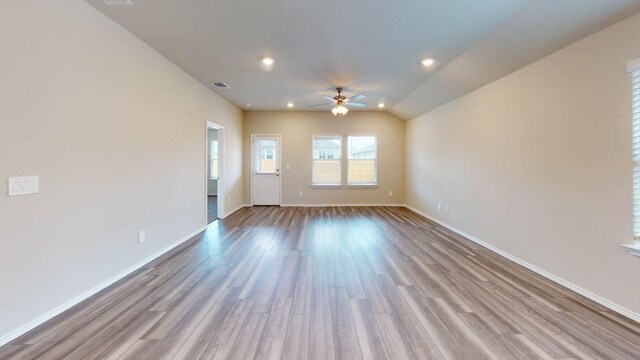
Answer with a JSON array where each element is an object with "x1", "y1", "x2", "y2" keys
[
  {"x1": 0, "y1": 345, "x2": 27, "y2": 359},
  {"x1": 170, "y1": 287, "x2": 242, "y2": 360},
  {"x1": 350, "y1": 299, "x2": 391, "y2": 360},
  {"x1": 197, "y1": 298, "x2": 254, "y2": 359},
  {"x1": 254, "y1": 297, "x2": 293, "y2": 360},
  {"x1": 309, "y1": 271, "x2": 336, "y2": 360},
  {"x1": 376, "y1": 275, "x2": 444, "y2": 359},
  {"x1": 225, "y1": 312, "x2": 269, "y2": 360},
  {"x1": 282, "y1": 313, "x2": 311, "y2": 360},
  {"x1": 374, "y1": 313, "x2": 418, "y2": 360},
  {"x1": 1, "y1": 206, "x2": 638, "y2": 360},
  {"x1": 329, "y1": 287, "x2": 364, "y2": 359}
]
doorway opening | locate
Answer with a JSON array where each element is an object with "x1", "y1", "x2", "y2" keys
[{"x1": 207, "y1": 122, "x2": 224, "y2": 223}]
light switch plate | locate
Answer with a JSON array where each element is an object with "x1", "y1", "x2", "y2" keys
[{"x1": 8, "y1": 176, "x2": 39, "y2": 196}]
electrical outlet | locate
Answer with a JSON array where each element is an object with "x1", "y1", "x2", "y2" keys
[
  {"x1": 138, "y1": 231, "x2": 146, "y2": 244},
  {"x1": 437, "y1": 202, "x2": 442, "y2": 210},
  {"x1": 299, "y1": 190, "x2": 303, "y2": 196},
  {"x1": 388, "y1": 190, "x2": 393, "y2": 196},
  {"x1": 228, "y1": 196, "x2": 231, "y2": 203},
  {"x1": 286, "y1": 164, "x2": 291, "y2": 170}
]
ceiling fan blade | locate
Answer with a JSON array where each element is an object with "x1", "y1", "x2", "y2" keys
[
  {"x1": 346, "y1": 102, "x2": 367, "y2": 107},
  {"x1": 348, "y1": 94, "x2": 365, "y2": 101},
  {"x1": 323, "y1": 95, "x2": 337, "y2": 103},
  {"x1": 309, "y1": 102, "x2": 334, "y2": 107}
]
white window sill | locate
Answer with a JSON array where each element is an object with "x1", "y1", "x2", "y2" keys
[
  {"x1": 622, "y1": 244, "x2": 640, "y2": 257},
  {"x1": 311, "y1": 183, "x2": 343, "y2": 188},
  {"x1": 347, "y1": 183, "x2": 378, "y2": 188}
]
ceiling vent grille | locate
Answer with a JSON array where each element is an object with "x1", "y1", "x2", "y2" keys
[
  {"x1": 102, "y1": 0, "x2": 134, "y2": 5},
  {"x1": 212, "y1": 82, "x2": 231, "y2": 89}
]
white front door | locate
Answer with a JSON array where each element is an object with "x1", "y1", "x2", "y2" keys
[{"x1": 252, "y1": 135, "x2": 281, "y2": 205}]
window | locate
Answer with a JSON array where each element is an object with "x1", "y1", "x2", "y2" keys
[
  {"x1": 631, "y1": 62, "x2": 640, "y2": 242},
  {"x1": 255, "y1": 139, "x2": 277, "y2": 173},
  {"x1": 312, "y1": 135, "x2": 342, "y2": 185},
  {"x1": 210, "y1": 140, "x2": 219, "y2": 179},
  {"x1": 348, "y1": 136, "x2": 377, "y2": 185}
]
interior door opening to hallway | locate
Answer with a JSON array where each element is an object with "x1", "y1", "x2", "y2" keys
[{"x1": 207, "y1": 122, "x2": 225, "y2": 222}]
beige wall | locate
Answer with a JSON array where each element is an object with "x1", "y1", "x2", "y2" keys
[
  {"x1": 244, "y1": 111, "x2": 405, "y2": 205},
  {"x1": 406, "y1": 13, "x2": 640, "y2": 315},
  {"x1": 0, "y1": 0, "x2": 243, "y2": 340}
]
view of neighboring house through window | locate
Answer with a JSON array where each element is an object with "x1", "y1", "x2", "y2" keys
[
  {"x1": 348, "y1": 135, "x2": 377, "y2": 184},
  {"x1": 312, "y1": 135, "x2": 342, "y2": 184},
  {"x1": 256, "y1": 139, "x2": 277, "y2": 173},
  {"x1": 210, "y1": 140, "x2": 219, "y2": 179}
]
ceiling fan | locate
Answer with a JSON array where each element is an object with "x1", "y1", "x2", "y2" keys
[{"x1": 310, "y1": 87, "x2": 367, "y2": 116}]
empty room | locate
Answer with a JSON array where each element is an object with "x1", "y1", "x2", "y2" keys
[{"x1": 2, "y1": 0, "x2": 640, "y2": 359}]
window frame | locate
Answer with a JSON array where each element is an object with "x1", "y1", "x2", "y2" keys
[
  {"x1": 311, "y1": 134, "x2": 343, "y2": 187},
  {"x1": 346, "y1": 134, "x2": 378, "y2": 186},
  {"x1": 626, "y1": 59, "x2": 640, "y2": 254}
]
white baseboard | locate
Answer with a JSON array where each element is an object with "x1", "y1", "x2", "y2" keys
[
  {"x1": 403, "y1": 204, "x2": 640, "y2": 324},
  {"x1": 280, "y1": 203, "x2": 405, "y2": 207},
  {"x1": 220, "y1": 204, "x2": 250, "y2": 218},
  {"x1": 0, "y1": 226, "x2": 207, "y2": 347}
]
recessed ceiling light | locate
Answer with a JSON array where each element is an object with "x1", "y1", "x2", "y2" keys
[
  {"x1": 262, "y1": 57, "x2": 275, "y2": 66},
  {"x1": 287, "y1": 102, "x2": 294, "y2": 108},
  {"x1": 378, "y1": 103, "x2": 385, "y2": 109},
  {"x1": 421, "y1": 58, "x2": 436, "y2": 67},
  {"x1": 245, "y1": 103, "x2": 251, "y2": 108}
]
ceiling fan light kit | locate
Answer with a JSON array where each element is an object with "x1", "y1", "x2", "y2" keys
[
  {"x1": 310, "y1": 87, "x2": 367, "y2": 116},
  {"x1": 331, "y1": 104, "x2": 349, "y2": 116}
]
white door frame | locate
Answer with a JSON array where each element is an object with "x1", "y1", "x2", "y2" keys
[
  {"x1": 206, "y1": 121, "x2": 225, "y2": 219},
  {"x1": 250, "y1": 134, "x2": 282, "y2": 206}
]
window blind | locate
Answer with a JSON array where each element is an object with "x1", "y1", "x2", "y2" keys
[{"x1": 633, "y1": 69, "x2": 640, "y2": 239}]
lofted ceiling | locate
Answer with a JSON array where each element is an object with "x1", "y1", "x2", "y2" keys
[{"x1": 85, "y1": 0, "x2": 640, "y2": 120}]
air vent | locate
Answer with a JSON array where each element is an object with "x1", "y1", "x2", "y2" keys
[
  {"x1": 212, "y1": 82, "x2": 231, "y2": 89},
  {"x1": 102, "y1": 0, "x2": 134, "y2": 5}
]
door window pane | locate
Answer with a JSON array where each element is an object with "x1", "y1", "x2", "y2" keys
[{"x1": 255, "y1": 139, "x2": 277, "y2": 173}]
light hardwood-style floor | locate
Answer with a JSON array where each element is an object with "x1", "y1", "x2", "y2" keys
[{"x1": 2, "y1": 206, "x2": 639, "y2": 359}]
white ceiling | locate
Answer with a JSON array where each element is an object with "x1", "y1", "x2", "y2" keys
[{"x1": 85, "y1": 0, "x2": 640, "y2": 120}]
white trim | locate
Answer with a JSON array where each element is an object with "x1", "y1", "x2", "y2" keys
[
  {"x1": 219, "y1": 204, "x2": 249, "y2": 218},
  {"x1": 622, "y1": 243, "x2": 640, "y2": 257},
  {"x1": 0, "y1": 226, "x2": 207, "y2": 347},
  {"x1": 403, "y1": 204, "x2": 640, "y2": 324},
  {"x1": 310, "y1": 184, "x2": 343, "y2": 188},
  {"x1": 628, "y1": 58, "x2": 640, "y2": 72},
  {"x1": 280, "y1": 203, "x2": 404, "y2": 207}
]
